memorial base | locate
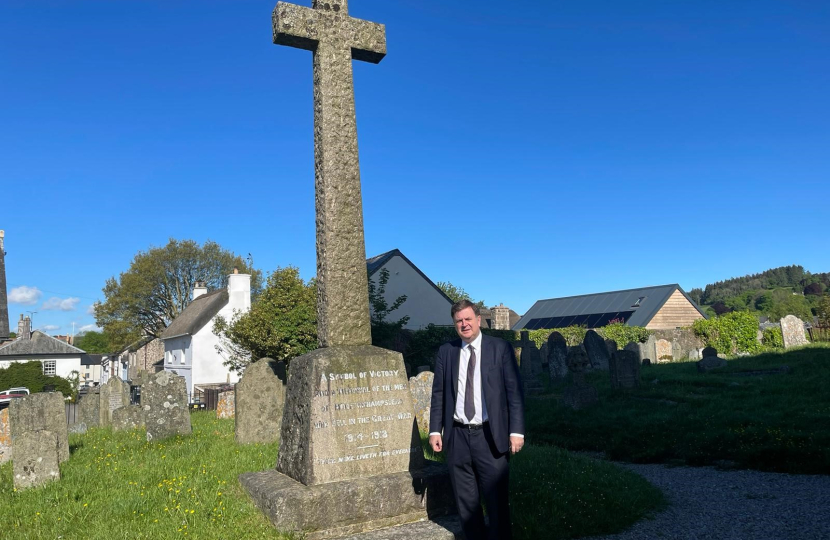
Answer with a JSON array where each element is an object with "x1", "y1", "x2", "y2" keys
[{"x1": 240, "y1": 463, "x2": 456, "y2": 539}]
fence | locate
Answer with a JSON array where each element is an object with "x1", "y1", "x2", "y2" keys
[{"x1": 808, "y1": 325, "x2": 830, "y2": 342}]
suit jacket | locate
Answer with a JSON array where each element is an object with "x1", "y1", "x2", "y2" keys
[{"x1": 429, "y1": 333, "x2": 525, "y2": 454}]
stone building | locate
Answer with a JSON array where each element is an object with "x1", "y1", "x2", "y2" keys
[
  {"x1": 480, "y1": 303, "x2": 521, "y2": 330},
  {"x1": 514, "y1": 284, "x2": 706, "y2": 331},
  {"x1": 0, "y1": 314, "x2": 87, "y2": 378}
]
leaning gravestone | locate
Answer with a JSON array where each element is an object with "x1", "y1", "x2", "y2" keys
[
  {"x1": 217, "y1": 391, "x2": 235, "y2": 419},
  {"x1": 142, "y1": 371, "x2": 191, "y2": 442},
  {"x1": 655, "y1": 338, "x2": 673, "y2": 363},
  {"x1": 9, "y1": 392, "x2": 69, "y2": 464},
  {"x1": 112, "y1": 406, "x2": 145, "y2": 431},
  {"x1": 609, "y1": 350, "x2": 640, "y2": 389},
  {"x1": 562, "y1": 346, "x2": 598, "y2": 410},
  {"x1": 77, "y1": 387, "x2": 101, "y2": 428},
  {"x1": 13, "y1": 430, "x2": 60, "y2": 490},
  {"x1": 780, "y1": 315, "x2": 809, "y2": 349},
  {"x1": 408, "y1": 371, "x2": 434, "y2": 434},
  {"x1": 234, "y1": 358, "x2": 287, "y2": 445},
  {"x1": 239, "y1": 3, "x2": 457, "y2": 537},
  {"x1": 99, "y1": 376, "x2": 131, "y2": 427},
  {"x1": 623, "y1": 341, "x2": 644, "y2": 364},
  {"x1": 547, "y1": 331, "x2": 569, "y2": 380},
  {"x1": 0, "y1": 408, "x2": 11, "y2": 464},
  {"x1": 583, "y1": 330, "x2": 610, "y2": 370},
  {"x1": 604, "y1": 338, "x2": 617, "y2": 356}
]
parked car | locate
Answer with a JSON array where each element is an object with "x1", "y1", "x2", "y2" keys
[{"x1": 0, "y1": 387, "x2": 30, "y2": 407}]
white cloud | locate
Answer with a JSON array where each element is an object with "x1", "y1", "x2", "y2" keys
[
  {"x1": 42, "y1": 297, "x2": 81, "y2": 311},
  {"x1": 9, "y1": 286, "x2": 42, "y2": 305},
  {"x1": 86, "y1": 304, "x2": 96, "y2": 315},
  {"x1": 41, "y1": 324, "x2": 61, "y2": 331},
  {"x1": 78, "y1": 324, "x2": 101, "y2": 333}
]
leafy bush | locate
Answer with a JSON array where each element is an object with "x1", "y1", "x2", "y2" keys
[
  {"x1": 693, "y1": 311, "x2": 761, "y2": 354},
  {"x1": 596, "y1": 323, "x2": 651, "y2": 347},
  {"x1": 402, "y1": 325, "x2": 458, "y2": 371},
  {"x1": 762, "y1": 327, "x2": 783, "y2": 349},
  {"x1": 523, "y1": 327, "x2": 587, "y2": 348},
  {"x1": 0, "y1": 361, "x2": 73, "y2": 397}
]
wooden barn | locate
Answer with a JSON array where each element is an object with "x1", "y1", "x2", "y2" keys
[{"x1": 513, "y1": 284, "x2": 706, "y2": 331}]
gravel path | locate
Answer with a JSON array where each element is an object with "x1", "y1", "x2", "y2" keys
[{"x1": 588, "y1": 463, "x2": 830, "y2": 540}]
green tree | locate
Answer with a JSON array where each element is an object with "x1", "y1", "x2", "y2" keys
[
  {"x1": 213, "y1": 267, "x2": 316, "y2": 373},
  {"x1": 74, "y1": 330, "x2": 112, "y2": 353},
  {"x1": 436, "y1": 281, "x2": 485, "y2": 307},
  {"x1": 95, "y1": 239, "x2": 262, "y2": 350},
  {"x1": 816, "y1": 295, "x2": 830, "y2": 327},
  {"x1": 768, "y1": 292, "x2": 813, "y2": 323},
  {"x1": 368, "y1": 268, "x2": 409, "y2": 350}
]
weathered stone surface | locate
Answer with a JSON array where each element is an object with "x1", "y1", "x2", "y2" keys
[
  {"x1": 517, "y1": 339, "x2": 544, "y2": 394},
  {"x1": 273, "y1": 0, "x2": 385, "y2": 348},
  {"x1": 338, "y1": 515, "x2": 462, "y2": 540},
  {"x1": 547, "y1": 331, "x2": 569, "y2": 380},
  {"x1": 241, "y1": 463, "x2": 454, "y2": 540},
  {"x1": 780, "y1": 315, "x2": 809, "y2": 349},
  {"x1": 642, "y1": 334, "x2": 656, "y2": 363},
  {"x1": 217, "y1": 391, "x2": 235, "y2": 419},
  {"x1": 0, "y1": 407, "x2": 11, "y2": 464},
  {"x1": 68, "y1": 422, "x2": 87, "y2": 435},
  {"x1": 561, "y1": 346, "x2": 598, "y2": 410},
  {"x1": 13, "y1": 430, "x2": 60, "y2": 489},
  {"x1": 99, "y1": 377, "x2": 130, "y2": 427},
  {"x1": 235, "y1": 358, "x2": 287, "y2": 445},
  {"x1": 77, "y1": 389, "x2": 101, "y2": 428},
  {"x1": 112, "y1": 405, "x2": 145, "y2": 431},
  {"x1": 583, "y1": 330, "x2": 610, "y2": 370},
  {"x1": 649, "y1": 328, "x2": 705, "y2": 360},
  {"x1": 702, "y1": 346, "x2": 719, "y2": 358},
  {"x1": 697, "y1": 356, "x2": 727, "y2": 372},
  {"x1": 277, "y1": 345, "x2": 424, "y2": 486},
  {"x1": 408, "y1": 371, "x2": 433, "y2": 434},
  {"x1": 655, "y1": 338, "x2": 673, "y2": 363},
  {"x1": 609, "y1": 350, "x2": 641, "y2": 389},
  {"x1": 539, "y1": 343, "x2": 549, "y2": 367},
  {"x1": 9, "y1": 392, "x2": 69, "y2": 463},
  {"x1": 142, "y1": 371, "x2": 191, "y2": 442},
  {"x1": 604, "y1": 338, "x2": 617, "y2": 356}
]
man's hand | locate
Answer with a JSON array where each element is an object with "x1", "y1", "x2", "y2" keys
[
  {"x1": 509, "y1": 435, "x2": 524, "y2": 454},
  {"x1": 429, "y1": 434, "x2": 443, "y2": 453}
]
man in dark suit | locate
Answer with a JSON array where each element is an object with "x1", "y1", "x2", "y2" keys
[{"x1": 429, "y1": 299, "x2": 525, "y2": 540}]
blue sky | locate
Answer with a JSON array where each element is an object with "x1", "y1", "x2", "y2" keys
[{"x1": 2, "y1": 0, "x2": 828, "y2": 335}]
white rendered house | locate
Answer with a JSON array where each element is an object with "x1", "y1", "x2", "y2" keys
[{"x1": 161, "y1": 271, "x2": 251, "y2": 396}]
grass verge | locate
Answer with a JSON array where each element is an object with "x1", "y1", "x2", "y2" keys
[{"x1": 526, "y1": 344, "x2": 830, "y2": 474}]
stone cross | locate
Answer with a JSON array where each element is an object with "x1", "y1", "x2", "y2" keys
[{"x1": 273, "y1": 1, "x2": 386, "y2": 347}]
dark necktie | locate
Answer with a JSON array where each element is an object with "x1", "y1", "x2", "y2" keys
[{"x1": 465, "y1": 345, "x2": 476, "y2": 422}]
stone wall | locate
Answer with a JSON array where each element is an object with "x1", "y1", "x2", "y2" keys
[{"x1": 649, "y1": 328, "x2": 705, "y2": 360}]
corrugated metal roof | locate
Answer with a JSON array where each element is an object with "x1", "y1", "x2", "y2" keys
[{"x1": 512, "y1": 284, "x2": 705, "y2": 330}]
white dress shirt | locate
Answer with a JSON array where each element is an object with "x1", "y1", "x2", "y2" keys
[{"x1": 454, "y1": 332, "x2": 487, "y2": 425}]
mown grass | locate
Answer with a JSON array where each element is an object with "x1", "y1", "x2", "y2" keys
[
  {"x1": 0, "y1": 412, "x2": 664, "y2": 539},
  {"x1": 526, "y1": 344, "x2": 830, "y2": 474}
]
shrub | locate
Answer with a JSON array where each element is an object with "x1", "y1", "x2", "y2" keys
[
  {"x1": 693, "y1": 311, "x2": 761, "y2": 354},
  {"x1": 762, "y1": 327, "x2": 783, "y2": 349},
  {"x1": 403, "y1": 326, "x2": 520, "y2": 372},
  {"x1": 596, "y1": 323, "x2": 651, "y2": 347},
  {"x1": 523, "y1": 326, "x2": 587, "y2": 348}
]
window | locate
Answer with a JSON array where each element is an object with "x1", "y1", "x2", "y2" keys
[
  {"x1": 166, "y1": 352, "x2": 172, "y2": 364},
  {"x1": 42, "y1": 360, "x2": 56, "y2": 376},
  {"x1": 180, "y1": 352, "x2": 186, "y2": 364}
]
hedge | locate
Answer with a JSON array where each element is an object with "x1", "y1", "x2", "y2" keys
[
  {"x1": 0, "y1": 361, "x2": 74, "y2": 397},
  {"x1": 692, "y1": 311, "x2": 762, "y2": 354}
]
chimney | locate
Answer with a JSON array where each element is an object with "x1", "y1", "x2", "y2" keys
[
  {"x1": 0, "y1": 230, "x2": 9, "y2": 341},
  {"x1": 192, "y1": 281, "x2": 208, "y2": 300},
  {"x1": 228, "y1": 271, "x2": 251, "y2": 312},
  {"x1": 17, "y1": 314, "x2": 31, "y2": 340}
]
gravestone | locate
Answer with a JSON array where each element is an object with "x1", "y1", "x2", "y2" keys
[
  {"x1": 0, "y1": 407, "x2": 10, "y2": 464},
  {"x1": 519, "y1": 341, "x2": 545, "y2": 394},
  {"x1": 655, "y1": 338, "x2": 673, "y2": 363},
  {"x1": 623, "y1": 341, "x2": 644, "y2": 364},
  {"x1": 642, "y1": 334, "x2": 656, "y2": 363},
  {"x1": 702, "y1": 346, "x2": 719, "y2": 358},
  {"x1": 142, "y1": 370, "x2": 191, "y2": 442},
  {"x1": 583, "y1": 330, "x2": 610, "y2": 370},
  {"x1": 561, "y1": 346, "x2": 598, "y2": 410},
  {"x1": 609, "y1": 350, "x2": 640, "y2": 389},
  {"x1": 547, "y1": 331, "x2": 569, "y2": 380},
  {"x1": 780, "y1": 315, "x2": 808, "y2": 349},
  {"x1": 408, "y1": 371, "x2": 434, "y2": 434},
  {"x1": 77, "y1": 387, "x2": 101, "y2": 428},
  {"x1": 99, "y1": 377, "x2": 131, "y2": 427},
  {"x1": 604, "y1": 338, "x2": 617, "y2": 356},
  {"x1": 235, "y1": 358, "x2": 287, "y2": 444},
  {"x1": 240, "y1": 4, "x2": 457, "y2": 537},
  {"x1": 217, "y1": 391, "x2": 235, "y2": 419},
  {"x1": 539, "y1": 342, "x2": 549, "y2": 369},
  {"x1": 112, "y1": 406, "x2": 145, "y2": 431},
  {"x1": 12, "y1": 430, "x2": 60, "y2": 490},
  {"x1": 9, "y1": 392, "x2": 69, "y2": 463},
  {"x1": 697, "y1": 356, "x2": 727, "y2": 372}
]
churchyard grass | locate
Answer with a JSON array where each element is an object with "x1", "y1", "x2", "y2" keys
[{"x1": 527, "y1": 344, "x2": 830, "y2": 474}]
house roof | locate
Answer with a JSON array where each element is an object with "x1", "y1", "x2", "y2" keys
[
  {"x1": 0, "y1": 330, "x2": 86, "y2": 356},
  {"x1": 513, "y1": 284, "x2": 706, "y2": 330},
  {"x1": 366, "y1": 249, "x2": 454, "y2": 305},
  {"x1": 161, "y1": 289, "x2": 229, "y2": 340},
  {"x1": 117, "y1": 335, "x2": 157, "y2": 354},
  {"x1": 82, "y1": 354, "x2": 105, "y2": 366}
]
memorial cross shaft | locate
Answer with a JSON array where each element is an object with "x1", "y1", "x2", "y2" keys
[{"x1": 273, "y1": 0, "x2": 386, "y2": 348}]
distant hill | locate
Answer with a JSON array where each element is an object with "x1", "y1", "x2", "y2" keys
[{"x1": 688, "y1": 265, "x2": 829, "y2": 322}]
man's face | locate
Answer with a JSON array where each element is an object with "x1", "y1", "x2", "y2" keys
[{"x1": 453, "y1": 307, "x2": 481, "y2": 343}]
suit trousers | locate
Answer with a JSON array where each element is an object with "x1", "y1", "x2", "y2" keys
[{"x1": 447, "y1": 423, "x2": 511, "y2": 540}]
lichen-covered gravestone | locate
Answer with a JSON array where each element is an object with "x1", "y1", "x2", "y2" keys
[
  {"x1": 547, "y1": 331, "x2": 569, "y2": 380},
  {"x1": 780, "y1": 315, "x2": 809, "y2": 349},
  {"x1": 408, "y1": 370, "x2": 433, "y2": 434},
  {"x1": 142, "y1": 371, "x2": 191, "y2": 441},
  {"x1": 0, "y1": 408, "x2": 11, "y2": 464},
  {"x1": 99, "y1": 377, "x2": 131, "y2": 427},
  {"x1": 609, "y1": 350, "x2": 640, "y2": 389},
  {"x1": 655, "y1": 338, "x2": 673, "y2": 363},
  {"x1": 13, "y1": 430, "x2": 60, "y2": 489},
  {"x1": 77, "y1": 387, "x2": 101, "y2": 428},
  {"x1": 112, "y1": 406, "x2": 145, "y2": 431},
  {"x1": 216, "y1": 391, "x2": 235, "y2": 419},
  {"x1": 234, "y1": 358, "x2": 286, "y2": 444},
  {"x1": 9, "y1": 392, "x2": 69, "y2": 463},
  {"x1": 561, "y1": 346, "x2": 598, "y2": 410},
  {"x1": 583, "y1": 330, "x2": 610, "y2": 370}
]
